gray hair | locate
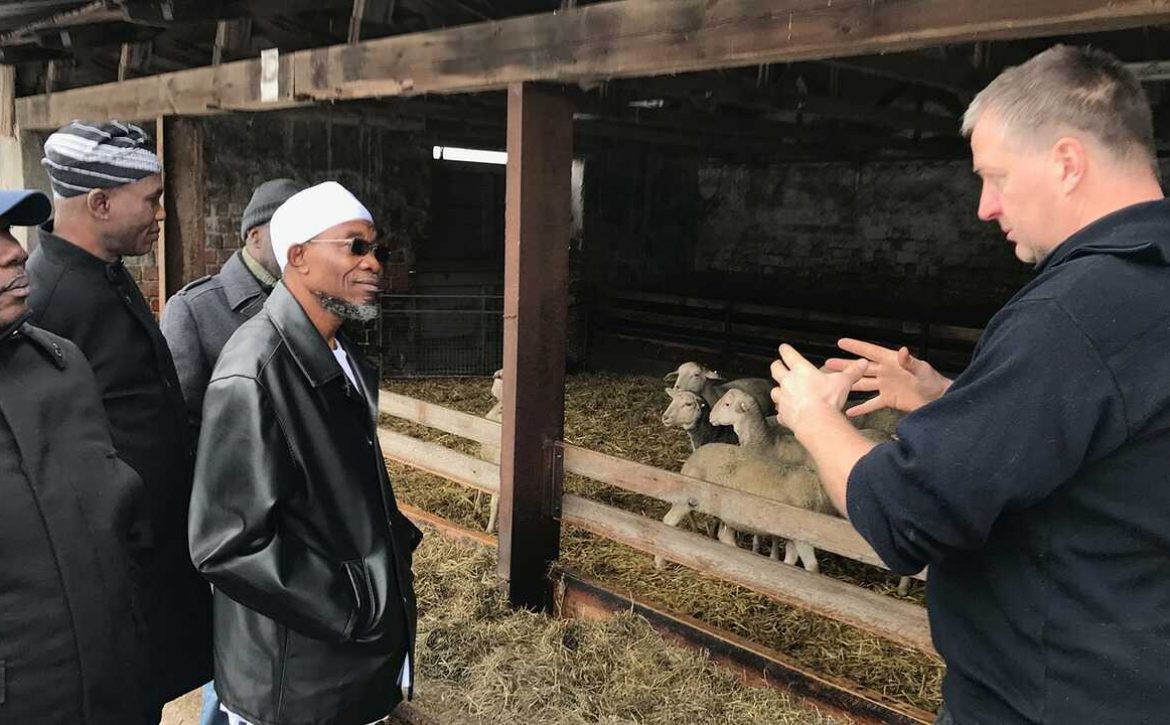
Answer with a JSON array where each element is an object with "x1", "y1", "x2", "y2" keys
[{"x1": 962, "y1": 45, "x2": 1156, "y2": 171}]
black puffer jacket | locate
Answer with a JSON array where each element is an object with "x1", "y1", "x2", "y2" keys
[
  {"x1": 189, "y1": 283, "x2": 421, "y2": 725},
  {"x1": 0, "y1": 320, "x2": 153, "y2": 724}
]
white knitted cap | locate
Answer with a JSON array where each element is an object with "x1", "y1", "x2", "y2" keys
[{"x1": 269, "y1": 181, "x2": 374, "y2": 272}]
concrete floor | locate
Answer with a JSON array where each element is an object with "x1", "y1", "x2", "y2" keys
[{"x1": 161, "y1": 689, "x2": 203, "y2": 724}]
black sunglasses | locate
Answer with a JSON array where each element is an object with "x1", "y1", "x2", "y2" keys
[{"x1": 305, "y1": 236, "x2": 391, "y2": 263}]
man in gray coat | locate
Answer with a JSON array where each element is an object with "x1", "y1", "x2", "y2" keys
[
  {"x1": 160, "y1": 178, "x2": 303, "y2": 725},
  {"x1": 161, "y1": 178, "x2": 305, "y2": 434}
]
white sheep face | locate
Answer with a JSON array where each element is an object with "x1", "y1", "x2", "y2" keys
[
  {"x1": 665, "y1": 361, "x2": 721, "y2": 394},
  {"x1": 709, "y1": 388, "x2": 756, "y2": 426},
  {"x1": 662, "y1": 388, "x2": 704, "y2": 430},
  {"x1": 490, "y1": 369, "x2": 504, "y2": 402}
]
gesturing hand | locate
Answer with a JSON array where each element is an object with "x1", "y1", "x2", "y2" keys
[
  {"x1": 770, "y1": 344, "x2": 868, "y2": 432},
  {"x1": 822, "y1": 338, "x2": 952, "y2": 417}
]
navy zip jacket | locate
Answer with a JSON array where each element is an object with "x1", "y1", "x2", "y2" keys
[{"x1": 848, "y1": 199, "x2": 1170, "y2": 725}]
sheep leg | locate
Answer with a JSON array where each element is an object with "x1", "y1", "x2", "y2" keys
[
  {"x1": 655, "y1": 504, "x2": 691, "y2": 569},
  {"x1": 752, "y1": 535, "x2": 762, "y2": 554},
  {"x1": 897, "y1": 576, "x2": 912, "y2": 596},
  {"x1": 769, "y1": 537, "x2": 781, "y2": 561},
  {"x1": 705, "y1": 518, "x2": 720, "y2": 538},
  {"x1": 783, "y1": 540, "x2": 799, "y2": 566},
  {"x1": 717, "y1": 523, "x2": 738, "y2": 547},
  {"x1": 485, "y1": 493, "x2": 500, "y2": 534},
  {"x1": 795, "y1": 540, "x2": 819, "y2": 574}
]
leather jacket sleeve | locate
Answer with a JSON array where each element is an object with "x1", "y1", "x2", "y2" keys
[{"x1": 189, "y1": 374, "x2": 365, "y2": 643}]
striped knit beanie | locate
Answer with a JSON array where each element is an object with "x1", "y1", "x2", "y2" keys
[{"x1": 41, "y1": 120, "x2": 162, "y2": 198}]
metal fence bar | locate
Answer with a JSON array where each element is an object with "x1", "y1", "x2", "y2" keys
[{"x1": 378, "y1": 293, "x2": 505, "y2": 377}]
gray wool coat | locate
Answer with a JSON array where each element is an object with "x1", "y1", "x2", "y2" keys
[{"x1": 160, "y1": 249, "x2": 270, "y2": 435}]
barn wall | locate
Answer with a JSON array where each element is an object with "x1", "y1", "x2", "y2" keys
[{"x1": 583, "y1": 148, "x2": 1044, "y2": 327}]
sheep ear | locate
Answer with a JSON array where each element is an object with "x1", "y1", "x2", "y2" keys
[
  {"x1": 704, "y1": 369, "x2": 721, "y2": 380},
  {"x1": 736, "y1": 401, "x2": 749, "y2": 412},
  {"x1": 664, "y1": 388, "x2": 674, "y2": 397},
  {"x1": 664, "y1": 371, "x2": 679, "y2": 383}
]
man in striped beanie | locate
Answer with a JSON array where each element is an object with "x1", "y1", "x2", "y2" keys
[{"x1": 27, "y1": 120, "x2": 213, "y2": 715}]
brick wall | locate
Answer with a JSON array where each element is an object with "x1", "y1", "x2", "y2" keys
[
  {"x1": 585, "y1": 149, "x2": 1036, "y2": 325},
  {"x1": 690, "y1": 159, "x2": 1033, "y2": 323},
  {"x1": 198, "y1": 114, "x2": 431, "y2": 353}
]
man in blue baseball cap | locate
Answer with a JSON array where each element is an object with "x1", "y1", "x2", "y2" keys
[{"x1": 0, "y1": 189, "x2": 154, "y2": 722}]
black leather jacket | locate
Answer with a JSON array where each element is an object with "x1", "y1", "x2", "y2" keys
[{"x1": 189, "y1": 283, "x2": 421, "y2": 725}]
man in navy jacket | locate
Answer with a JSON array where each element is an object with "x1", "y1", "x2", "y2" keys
[{"x1": 772, "y1": 46, "x2": 1170, "y2": 724}]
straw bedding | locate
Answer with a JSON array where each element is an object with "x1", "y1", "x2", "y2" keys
[
  {"x1": 382, "y1": 374, "x2": 944, "y2": 713},
  {"x1": 407, "y1": 533, "x2": 849, "y2": 724}
]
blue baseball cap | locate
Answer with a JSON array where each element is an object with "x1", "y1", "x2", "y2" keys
[{"x1": 0, "y1": 190, "x2": 51, "y2": 226}]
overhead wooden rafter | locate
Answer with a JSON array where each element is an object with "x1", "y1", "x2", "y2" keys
[
  {"x1": 118, "y1": 40, "x2": 152, "y2": 80},
  {"x1": 16, "y1": 0, "x2": 1170, "y2": 130},
  {"x1": 212, "y1": 17, "x2": 251, "y2": 65}
]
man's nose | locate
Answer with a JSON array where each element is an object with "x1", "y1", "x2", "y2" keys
[{"x1": 977, "y1": 186, "x2": 1001, "y2": 222}]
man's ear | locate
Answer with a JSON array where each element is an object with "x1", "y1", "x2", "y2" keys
[
  {"x1": 1051, "y1": 136, "x2": 1088, "y2": 195},
  {"x1": 286, "y1": 243, "x2": 307, "y2": 272},
  {"x1": 85, "y1": 188, "x2": 112, "y2": 220}
]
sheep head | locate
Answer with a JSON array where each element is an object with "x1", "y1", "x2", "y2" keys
[
  {"x1": 662, "y1": 388, "x2": 705, "y2": 430},
  {"x1": 490, "y1": 369, "x2": 504, "y2": 402},
  {"x1": 666, "y1": 361, "x2": 722, "y2": 394},
  {"x1": 709, "y1": 388, "x2": 760, "y2": 426}
]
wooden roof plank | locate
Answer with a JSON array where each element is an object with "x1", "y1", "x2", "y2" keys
[{"x1": 16, "y1": 0, "x2": 1170, "y2": 129}]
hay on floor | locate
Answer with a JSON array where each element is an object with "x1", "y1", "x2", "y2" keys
[
  {"x1": 411, "y1": 532, "x2": 848, "y2": 724},
  {"x1": 383, "y1": 374, "x2": 944, "y2": 713}
]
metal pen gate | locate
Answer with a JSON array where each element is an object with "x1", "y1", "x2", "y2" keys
[{"x1": 378, "y1": 294, "x2": 504, "y2": 377}]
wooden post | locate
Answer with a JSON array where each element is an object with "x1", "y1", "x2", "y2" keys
[
  {"x1": 0, "y1": 65, "x2": 15, "y2": 138},
  {"x1": 156, "y1": 116, "x2": 206, "y2": 309},
  {"x1": 497, "y1": 82, "x2": 573, "y2": 611},
  {"x1": 349, "y1": 0, "x2": 369, "y2": 43}
]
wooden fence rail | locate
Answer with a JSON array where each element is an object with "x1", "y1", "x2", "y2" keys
[
  {"x1": 379, "y1": 390, "x2": 925, "y2": 580},
  {"x1": 377, "y1": 423, "x2": 935, "y2": 656},
  {"x1": 561, "y1": 494, "x2": 935, "y2": 656}
]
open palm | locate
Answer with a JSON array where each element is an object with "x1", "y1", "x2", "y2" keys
[{"x1": 823, "y1": 338, "x2": 952, "y2": 416}]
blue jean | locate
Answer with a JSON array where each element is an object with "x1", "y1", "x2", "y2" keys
[
  {"x1": 200, "y1": 681, "x2": 228, "y2": 725},
  {"x1": 934, "y1": 705, "x2": 954, "y2": 725}
]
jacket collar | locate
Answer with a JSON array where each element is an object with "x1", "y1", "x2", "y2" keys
[
  {"x1": 1036, "y1": 199, "x2": 1170, "y2": 273},
  {"x1": 220, "y1": 250, "x2": 269, "y2": 312},
  {"x1": 265, "y1": 282, "x2": 346, "y2": 390},
  {"x1": 37, "y1": 222, "x2": 115, "y2": 274},
  {"x1": 1, "y1": 318, "x2": 68, "y2": 370}
]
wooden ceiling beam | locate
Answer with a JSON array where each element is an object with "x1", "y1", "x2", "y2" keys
[
  {"x1": 213, "y1": 17, "x2": 252, "y2": 65},
  {"x1": 821, "y1": 52, "x2": 988, "y2": 99},
  {"x1": 118, "y1": 41, "x2": 153, "y2": 81},
  {"x1": 617, "y1": 74, "x2": 958, "y2": 135},
  {"x1": 17, "y1": 0, "x2": 1170, "y2": 130}
]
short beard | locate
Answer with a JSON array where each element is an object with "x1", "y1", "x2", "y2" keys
[{"x1": 318, "y1": 293, "x2": 379, "y2": 322}]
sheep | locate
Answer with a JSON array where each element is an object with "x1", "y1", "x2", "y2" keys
[
  {"x1": 475, "y1": 369, "x2": 504, "y2": 534},
  {"x1": 708, "y1": 388, "x2": 914, "y2": 594},
  {"x1": 654, "y1": 443, "x2": 834, "y2": 571},
  {"x1": 710, "y1": 388, "x2": 890, "y2": 462},
  {"x1": 665, "y1": 361, "x2": 774, "y2": 416},
  {"x1": 853, "y1": 407, "x2": 904, "y2": 437},
  {"x1": 661, "y1": 388, "x2": 737, "y2": 452}
]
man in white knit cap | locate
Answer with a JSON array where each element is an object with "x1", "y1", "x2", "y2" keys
[{"x1": 189, "y1": 182, "x2": 421, "y2": 725}]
